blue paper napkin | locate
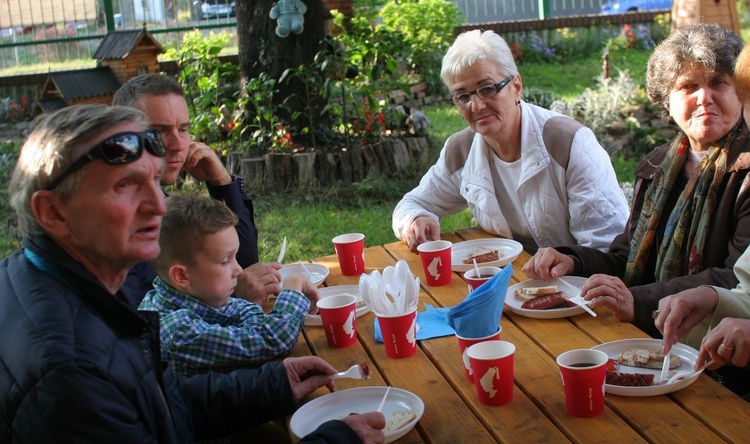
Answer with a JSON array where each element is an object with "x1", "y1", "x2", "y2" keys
[
  {"x1": 374, "y1": 304, "x2": 456, "y2": 343},
  {"x1": 447, "y1": 264, "x2": 513, "y2": 338}
]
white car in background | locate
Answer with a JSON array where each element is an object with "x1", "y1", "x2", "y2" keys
[{"x1": 196, "y1": 0, "x2": 235, "y2": 19}]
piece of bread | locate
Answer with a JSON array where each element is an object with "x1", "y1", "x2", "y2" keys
[
  {"x1": 462, "y1": 247, "x2": 502, "y2": 264},
  {"x1": 383, "y1": 410, "x2": 417, "y2": 434},
  {"x1": 515, "y1": 285, "x2": 559, "y2": 302},
  {"x1": 617, "y1": 347, "x2": 681, "y2": 370}
]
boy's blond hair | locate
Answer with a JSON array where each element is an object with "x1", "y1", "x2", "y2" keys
[{"x1": 150, "y1": 192, "x2": 239, "y2": 275}]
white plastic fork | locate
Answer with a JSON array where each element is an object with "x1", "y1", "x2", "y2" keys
[
  {"x1": 377, "y1": 386, "x2": 391, "y2": 413},
  {"x1": 330, "y1": 363, "x2": 371, "y2": 380},
  {"x1": 665, "y1": 359, "x2": 715, "y2": 385},
  {"x1": 553, "y1": 279, "x2": 596, "y2": 317},
  {"x1": 567, "y1": 295, "x2": 597, "y2": 317},
  {"x1": 298, "y1": 260, "x2": 314, "y2": 280},
  {"x1": 659, "y1": 351, "x2": 671, "y2": 383}
]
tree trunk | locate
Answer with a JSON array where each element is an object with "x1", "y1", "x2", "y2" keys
[{"x1": 236, "y1": 1, "x2": 329, "y2": 147}]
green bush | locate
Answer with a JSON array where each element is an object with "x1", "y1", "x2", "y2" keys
[
  {"x1": 570, "y1": 69, "x2": 641, "y2": 153},
  {"x1": 379, "y1": 0, "x2": 463, "y2": 95},
  {"x1": 521, "y1": 87, "x2": 561, "y2": 110}
]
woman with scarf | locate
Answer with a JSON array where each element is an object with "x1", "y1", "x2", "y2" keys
[{"x1": 523, "y1": 23, "x2": 750, "y2": 339}]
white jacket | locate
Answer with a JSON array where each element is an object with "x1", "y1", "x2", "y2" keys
[
  {"x1": 392, "y1": 101, "x2": 629, "y2": 251},
  {"x1": 683, "y1": 248, "x2": 750, "y2": 351}
]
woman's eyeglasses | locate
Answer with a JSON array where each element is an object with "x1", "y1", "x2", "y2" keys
[
  {"x1": 451, "y1": 75, "x2": 514, "y2": 109},
  {"x1": 45, "y1": 129, "x2": 167, "y2": 191}
]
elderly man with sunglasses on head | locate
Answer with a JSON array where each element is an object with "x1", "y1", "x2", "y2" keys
[
  {"x1": 393, "y1": 30, "x2": 629, "y2": 254},
  {"x1": 113, "y1": 73, "x2": 281, "y2": 308},
  {"x1": 0, "y1": 104, "x2": 385, "y2": 443}
]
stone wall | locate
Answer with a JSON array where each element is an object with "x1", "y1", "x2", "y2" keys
[{"x1": 223, "y1": 136, "x2": 431, "y2": 193}]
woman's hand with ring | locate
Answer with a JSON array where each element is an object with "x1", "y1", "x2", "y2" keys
[
  {"x1": 580, "y1": 274, "x2": 635, "y2": 321},
  {"x1": 697, "y1": 318, "x2": 750, "y2": 369}
]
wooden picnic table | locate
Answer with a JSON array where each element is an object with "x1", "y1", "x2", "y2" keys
[{"x1": 287, "y1": 227, "x2": 750, "y2": 443}]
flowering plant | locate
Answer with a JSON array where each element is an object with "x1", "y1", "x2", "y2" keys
[
  {"x1": 271, "y1": 124, "x2": 295, "y2": 152},
  {"x1": 606, "y1": 24, "x2": 656, "y2": 52},
  {"x1": 517, "y1": 34, "x2": 556, "y2": 63},
  {"x1": 509, "y1": 43, "x2": 523, "y2": 60},
  {"x1": 0, "y1": 96, "x2": 30, "y2": 124},
  {"x1": 351, "y1": 111, "x2": 387, "y2": 145}
]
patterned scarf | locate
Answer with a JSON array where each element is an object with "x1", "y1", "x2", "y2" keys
[{"x1": 623, "y1": 126, "x2": 735, "y2": 286}]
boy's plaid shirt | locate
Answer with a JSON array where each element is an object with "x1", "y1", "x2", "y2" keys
[{"x1": 139, "y1": 276, "x2": 311, "y2": 376}]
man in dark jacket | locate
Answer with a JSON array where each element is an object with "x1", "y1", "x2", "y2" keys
[
  {"x1": 114, "y1": 73, "x2": 283, "y2": 307},
  {"x1": 0, "y1": 105, "x2": 384, "y2": 443}
]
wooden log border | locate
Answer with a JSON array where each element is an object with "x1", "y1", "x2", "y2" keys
[{"x1": 227, "y1": 136, "x2": 430, "y2": 193}]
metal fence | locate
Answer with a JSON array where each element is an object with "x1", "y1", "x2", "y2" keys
[
  {"x1": 0, "y1": 0, "x2": 647, "y2": 70},
  {"x1": 453, "y1": 0, "x2": 610, "y2": 23},
  {"x1": 0, "y1": 0, "x2": 237, "y2": 70}
]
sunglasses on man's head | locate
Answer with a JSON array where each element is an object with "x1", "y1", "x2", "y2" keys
[{"x1": 45, "y1": 129, "x2": 167, "y2": 191}]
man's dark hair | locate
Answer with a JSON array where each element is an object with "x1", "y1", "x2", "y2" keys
[{"x1": 113, "y1": 73, "x2": 185, "y2": 107}]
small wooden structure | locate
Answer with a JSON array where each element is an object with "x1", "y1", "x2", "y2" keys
[
  {"x1": 93, "y1": 28, "x2": 164, "y2": 84},
  {"x1": 34, "y1": 28, "x2": 163, "y2": 114},
  {"x1": 672, "y1": 0, "x2": 740, "y2": 35},
  {"x1": 35, "y1": 68, "x2": 122, "y2": 114}
]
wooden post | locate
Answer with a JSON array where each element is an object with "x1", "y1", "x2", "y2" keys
[{"x1": 672, "y1": 0, "x2": 740, "y2": 35}]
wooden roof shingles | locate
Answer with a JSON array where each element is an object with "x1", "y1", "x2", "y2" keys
[
  {"x1": 49, "y1": 68, "x2": 122, "y2": 100},
  {"x1": 93, "y1": 29, "x2": 164, "y2": 61}
]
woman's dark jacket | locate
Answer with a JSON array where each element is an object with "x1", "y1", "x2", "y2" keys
[{"x1": 559, "y1": 124, "x2": 750, "y2": 336}]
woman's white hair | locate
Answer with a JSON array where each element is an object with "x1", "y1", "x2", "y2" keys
[{"x1": 441, "y1": 30, "x2": 519, "y2": 88}]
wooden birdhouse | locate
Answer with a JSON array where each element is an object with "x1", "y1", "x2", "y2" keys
[
  {"x1": 93, "y1": 28, "x2": 164, "y2": 85},
  {"x1": 672, "y1": 0, "x2": 740, "y2": 35},
  {"x1": 34, "y1": 68, "x2": 122, "y2": 115}
]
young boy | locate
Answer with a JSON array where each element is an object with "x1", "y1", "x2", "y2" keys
[{"x1": 139, "y1": 193, "x2": 318, "y2": 376}]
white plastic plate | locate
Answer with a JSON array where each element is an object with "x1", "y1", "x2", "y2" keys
[
  {"x1": 290, "y1": 386, "x2": 424, "y2": 443},
  {"x1": 280, "y1": 263, "x2": 329, "y2": 287},
  {"x1": 592, "y1": 338, "x2": 702, "y2": 396},
  {"x1": 305, "y1": 285, "x2": 370, "y2": 326},
  {"x1": 451, "y1": 238, "x2": 522, "y2": 272},
  {"x1": 504, "y1": 277, "x2": 588, "y2": 319}
]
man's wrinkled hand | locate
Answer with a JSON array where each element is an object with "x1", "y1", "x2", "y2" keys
[
  {"x1": 183, "y1": 141, "x2": 232, "y2": 185},
  {"x1": 340, "y1": 412, "x2": 386, "y2": 444}
]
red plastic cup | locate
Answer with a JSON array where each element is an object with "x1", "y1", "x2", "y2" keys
[
  {"x1": 417, "y1": 240, "x2": 452, "y2": 286},
  {"x1": 556, "y1": 349, "x2": 608, "y2": 417},
  {"x1": 316, "y1": 294, "x2": 357, "y2": 348},
  {"x1": 464, "y1": 266, "x2": 503, "y2": 293},
  {"x1": 332, "y1": 233, "x2": 366, "y2": 276},
  {"x1": 457, "y1": 327, "x2": 502, "y2": 383},
  {"x1": 467, "y1": 340, "x2": 515, "y2": 406},
  {"x1": 377, "y1": 308, "x2": 418, "y2": 358}
]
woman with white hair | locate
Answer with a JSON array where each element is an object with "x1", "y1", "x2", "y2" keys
[{"x1": 393, "y1": 30, "x2": 629, "y2": 254}]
